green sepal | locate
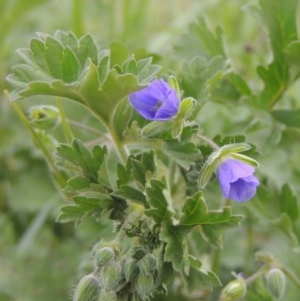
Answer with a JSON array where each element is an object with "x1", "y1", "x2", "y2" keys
[
  {"x1": 230, "y1": 153, "x2": 259, "y2": 168},
  {"x1": 171, "y1": 118, "x2": 184, "y2": 139},
  {"x1": 199, "y1": 150, "x2": 221, "y2": 189},
  {"x1": 168, "y1": 75, "x2": 181, "y2": 99},
  {"x1": 141, "y1": 120, "x2": 173, "y2": 138}
]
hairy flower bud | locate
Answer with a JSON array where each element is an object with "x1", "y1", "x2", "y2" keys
[
  {"x1": 136, "y1": 273, "x2": 155, "y2": 299},
  {"x1": 220, "y1": 277, "x2": 247, "y2": 301},
  {"x1": 265, "y1": 268, "x2": 286, "y2": 299},
  {"x1": 95, "y1": 247, "x2": 114, "y2": 266},
  {"x1": 138, "y1": 253, "x2": 157, "y2": 275},
  {"x1": 124, "y1": 258, "x2": 138, "y2": 282},
  {"x1": 99, "y1": 262, "x2": 122, "y2": 290},
  {"x1": 97, "y1": 289, "x2": 117, "y2": 301},
  {"x1": 28, "y1": 105, "x2": 60, "y2": 130},
  {"x1": 73, "y1": 274, "x2": 100, "y2": 301}
]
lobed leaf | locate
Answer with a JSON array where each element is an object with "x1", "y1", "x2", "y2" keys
[
  {"x1": 7, "y1": 31, "x2": 160, "y2": 125},
  {"x1": 146, "y1": 179, "x2": 174, "y2": 224},
  {"x1": 180, "y1": 192, "x2": 242, "y2": 247},
  {"x1": 159, "y1": 224, "x2": 188, "y2": 271}
]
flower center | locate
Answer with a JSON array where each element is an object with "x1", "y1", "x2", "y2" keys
[{"x1": 155, "y1": 100, "x2": 163, "y2": 109}]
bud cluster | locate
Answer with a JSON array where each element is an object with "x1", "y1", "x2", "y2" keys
[{"x1": 73, "y1": 242, "x2": 162, "y2": 301}]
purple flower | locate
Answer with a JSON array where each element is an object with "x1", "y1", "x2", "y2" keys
[
  {"x1": 217, "y1": 159, "x2": 259, "y2": 202},
  {"x1": 129, "y1": 79, "x2": 180, "y2": 121}
]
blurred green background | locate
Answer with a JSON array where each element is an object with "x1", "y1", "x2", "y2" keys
[{"x1": 1, "y1": 0, "x2": 300, "y2": 300}]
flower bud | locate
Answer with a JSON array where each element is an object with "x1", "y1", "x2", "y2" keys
[
  {"x1": 73, "y1": 274, "x2": 100, "y2": 301},
  {"x1": 97, "y1": 289, "x2": 117, "y2": 301},
  {"x1": 178, "y1": 97, "x2": 195, "y2": 119},
  {"x1": 219, "y1": 277, "x2": 246, "y2": 301},
  {"x1": 94, "y1": 247, "x2": 114, "y2": 266},
  {"x1": 28, "y1": 105, "x2": 60, "y2": 130},
  {"x1": 138, "y1": 254, "x2": 157, "y2": 275},
  {"x1": 99, "y1": 262, "x2": 122, "y2": 290},
  {"x1": 131, "y1": 246, "x2": 146, "y2": 260},
  {"x1": 136, "y1": 273, "x2": 154, "y2": 299},
  {"x1": 124, "y1": 258, "x2": 138, "y2": 282},
  {"x1": 265, "y1": 268, "x2": 286, "y2": 299}
]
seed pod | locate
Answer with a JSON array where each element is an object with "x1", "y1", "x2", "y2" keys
[
  {"x1": 28, "y1": 105, "x2": 60, "y2": 130},
  {"x1": 95, "y1": 247, "x2": 114, "y2": 266},
  {"x1": 265, "y1": 268, "x2": 286, "y2": 299},
  {"x1": 73, "y1": 274, "x2": 100, "y2": 301},
  {"x1": 124, "y1": 258, "x2": 138, "y2": 282},
  {"x1": 97, "y1": 289, "x2": 117, "y2": 301},
  {"x1": 99, "y1": 262, "x2": 122, "y2": 290},
  {"x1": 138, "y1": 253, "x2": 157, "y2": 275},
  {"x1": 219, "y1": 277, "x2": 247, "y2": 301},
  {"x1": 136, "y1": 273, "x2": 154, "y2": 299}
]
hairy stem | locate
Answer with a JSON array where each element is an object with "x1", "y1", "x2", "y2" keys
[
  {"x1": 56, "y1": 97, "x2": 74, "y2": 144},
  {"x1": 197, "y1": 133, "x2": 219, "y2": 150}
]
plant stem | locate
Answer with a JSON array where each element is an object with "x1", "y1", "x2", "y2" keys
[
  {"x1": 211, "y1": 247, "x2": 221, "y2": 274},
  {"x1": 281, "y1": 266, "x2": 300, "y2": 289},
  {"x1": 244, "y1": 224, "x2": 254, "y2": 274},
  {"x1": 56, "y1": 97, "x2": 74, "y2": 144},
  {"x1": 197, "y1": 133, "x2": 219, "y2": 150},
  {"x1": 108, "y1": 123, "x2": 128, "y2": 163},
  {"x1": 72, "y1": 0, "x2": 84, "y2": 36},
  {"x1": 67, "y1": 119, "x2": 103, "y2": 135},
  {"x1": 112, "y1": 0, "x2": 123, "y2": 38},
  {"x1": 244, "y1": 267, "x2": 267, "y2": 285}
]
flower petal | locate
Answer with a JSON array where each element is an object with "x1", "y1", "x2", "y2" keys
[
  {"x1": 217, "y1": 158, "x2": 259, "y2": 202},
  {"x1": 219, "y1": 159, "x2": 255, "y2": 183},
  {"x1": 155, "y1": 89, "x2": 180, "y2": 120},
  {"x1": 228, "y1": 176, "x2": 259, "y2": 202},
  {"x1": 128, "y1": 79, "x2": 180, "y2": 121}
]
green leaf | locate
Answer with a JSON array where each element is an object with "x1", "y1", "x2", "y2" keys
[
  {"x1": 67, "y1": 176, "x2": 90, "y2": 190},
  {"x1": 57, "y1": 140, "x2": 106, "y2": 183},
  {"x1": 180, "y1": 192, "x2": 242, "y2": 247},
  {"x1": 116, "y1": 152, "x2": 155, "y2": 187},
  {"x1": 273, "y1": 213, "x2": 299, "y2": 248},
  {"x1": 164, "y1": 140, "x2": 200, "y2": 170},
  {"x1": 246, "y1": 0, "x2": 298, "y2": 109},
  {"x1": 256, "y1": 0, "x2": 298, "y2": 56},
  {"x1": 73, "y1": 196, "x2": 109, "y2": 210},
  {"x1": 77, "y1": 34, "x2": 98, "y2": 66},
  {"x1": 61, "y1": 47, "x2": 80, "y2": 82},
  {"x1": 121, "y1": 56, "x2": 161, "y2": 85},
  {"x1": 160, "y1": 224, "x2": 188, "y2": 271},
  {"x1": 279, "y1": 184, "x2": 298, "y2": 221},
  {"x1": 175, "y1": 17, "x2": 225, "y2": 61},
  {"x1": 7, "y1": 31, "x2": 160, "y2": 125},
  {"x1": 146, "y1": 179, "x2": 174, "y2": 224},
  {"x1": 111, "y1": 97, "x2": 133, "y2": 139},
  {"x1": 57, "y1": 193, "x2": 112, "y2": 224},
  {"x1": 184, "y1": 266, "x2": 221, "y2": 292},
  {"x1": 271, "y1": 109, "x2": 300, "y2": 128},
  {"x1": 180, "y1": 55, "x2": 229, "y2": 102},
  {"x1": 112, "y1": 185, "x2": 147, "y2": 207}
]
